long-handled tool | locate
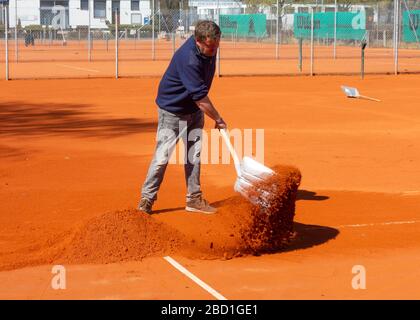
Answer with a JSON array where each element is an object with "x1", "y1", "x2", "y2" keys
[
  {"x1": 219, "y1": 129, "x2": 275, "y2": 205},
  {"x1": 341, "y1": 85, "x2": 381, "y2": 102}
]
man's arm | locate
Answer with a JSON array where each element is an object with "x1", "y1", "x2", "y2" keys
[{"x1": 195, "y1": 96, "x2": 227, "y2": 129}]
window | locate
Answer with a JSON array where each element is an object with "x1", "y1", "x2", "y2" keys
[
  {"x1": 94, "y1": 0, "x2": 106, "y2": 18},
  {"x1": 132, "y1": 13, "x2": 142, "y2": 24},
  {"x1": 112, "y1": 0, "x2": 120, "y2": 13},
  {"x1": 41, "y1": 1, "x2": 69, "y2": 7},
  {"x1": 40, "y1": 1, "x2": 55, "y2": 7},
  {"x1": 81, "y1": 0, "x2": 88, "y2": 10},
  {"x1": 131, "y1": 0, "x2": 140, "y2": 11}
]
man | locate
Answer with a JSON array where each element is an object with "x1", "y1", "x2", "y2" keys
[{"x1": 138, "y1": 20, "x2": 227, "y2": 215}]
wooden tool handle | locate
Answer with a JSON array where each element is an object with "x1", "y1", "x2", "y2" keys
[{"x1": 359, "y1": 95, "x2": 381, "y2": 102}]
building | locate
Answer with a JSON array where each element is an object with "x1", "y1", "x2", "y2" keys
[
  {"x1": 188, "y1": 0, "x2": 245, "y2": 21},
  {"x1": 2, "y1": 0, "x2": 247, "y2": 30},
  {"x1": 266, "y1": 3, "x2": 377, "y2": 31},
  {"x1": 7, "y1": 0, "x2": 152, "y2": 29}
]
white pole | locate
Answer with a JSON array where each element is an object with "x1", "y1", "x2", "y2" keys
[
  {"x1": 14, "y1": 0, "x2": 18, "y2": 63},
  {"x1": 152, "y1": 0, "x2": 155, "y2": 60},
  {"x1": 275, "y1": 0, "x2": 279, "y2": 59},
  {"x1": 393, "y1": 0, "x2": 396, "y2": 52},
  {"x1": 172, "y1": 30, "x2": 175, "y2": 54},
  {"x1": 5, "y1": 4, "x2": 9, "y2": 80},
  {"x1": 88, "y1": 0, "x2": 91, "y2": 61},
  {"x1": 394, "y1": 0, "x2": 399, "y2": 74},
  {"x1": 115, "y1": 9, "x2": 119, "y2": 79},
  {"x1": 396, "y1": 0, "x2": 399, "y2": 75},
  {"x1": 333, "y1": 0, "x2": 337, "y2": 59},
  {"x1": 158, "y1": 1, "x2": 161, "y2": 34},
  {"x1": 392, "y1": 0, "x2": 397, "y2": 52},
  {"x1": 376, "y1": 2, "x2": 379, "y2": 45},
  {"x1": 310, "y1": 7, "x2": 314, "y2": 76},
  {"x1": 217, "y1": 0, "x2": 220, "y2": 77}
]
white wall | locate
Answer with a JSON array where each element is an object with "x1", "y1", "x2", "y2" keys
[
  {"x1": 8, "y1": 0, "x2": 152, "y2": 29},
  {"x1": 140, "y1": 0, "x2": 151, "y2": 24},
  {"x1": 9, "y1": 0, "x2": 40, "y2": 28},
  {"x1": 69, "y1": 0, "x2": 89, "y2": 28},
  {"x1": 120, "y1": 0, "x2": 130, "y2": 25}
]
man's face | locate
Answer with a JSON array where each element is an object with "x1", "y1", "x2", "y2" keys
[{"x1": 196, "y1": 36, "x2": 220, "y2": 57}]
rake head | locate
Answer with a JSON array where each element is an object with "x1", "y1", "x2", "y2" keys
[{"x1": 341, "y1": 85, "x2": 360, "y2": 98}]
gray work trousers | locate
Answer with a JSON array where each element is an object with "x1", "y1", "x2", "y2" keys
[{"x1": 141, "y1": 108, "x2": 204, "y2": 203}]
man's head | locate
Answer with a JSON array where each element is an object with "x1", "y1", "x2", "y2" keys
[{"x1": 194, "y1": 20, "x2": 221, "y2": 57}]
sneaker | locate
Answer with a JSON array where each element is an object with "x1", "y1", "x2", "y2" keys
[
  {"x1": 185, "y1": 197, "x2": 217, "y2": 214},
  {"x1": 138, "y1": 198, "x2": 153, "y2": 214}
]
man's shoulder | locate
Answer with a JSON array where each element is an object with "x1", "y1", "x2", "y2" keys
[
  {"x1": 173, "y1": 37, "x2": 200, "y2": 66},
  {"x1": 177, "y1": 36, "x2": 197, "y2": 54}
]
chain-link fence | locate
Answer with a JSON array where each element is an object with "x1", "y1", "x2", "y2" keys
[
  {"x1": 0, "y1": 0, "x2": 419, "y2": 79},
  {"x1": 399, "y1": 0, "x2": 420, "y2": 73}
]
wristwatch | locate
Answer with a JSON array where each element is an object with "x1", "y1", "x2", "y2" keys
[{"x1": 216, "y1": 118, "x2": 224, "y2": 125}]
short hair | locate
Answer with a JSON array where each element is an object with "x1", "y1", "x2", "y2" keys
[{"x1": 194, "y1": 20, "x2": 221, "y2": 42}]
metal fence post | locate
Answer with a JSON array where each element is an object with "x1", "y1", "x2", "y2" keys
[
  {"x1": 394, "y1": 0, "x2": 399, "y2": 75},
  {"x1": 384, "y1": 30, "x2": 386, "y2": 47},
  {"x1": 376, "y1": 2, "x2": 379, "y2": 46},
  {"x1": 172, "y1": 31, "x2": 175, "y2": 54},
  {"x1": 310, "y1": 7, "x2": 314, "y2": 76},
  {"x1": 5, "y1": 4, "x2": 9, "y2": 80},
  {"x1": 275, "y1": 0, "x2": 279, "y2": 59},
  {"x1": 115, "y1": 9, "x2": 119, "y2": 79},
  {"x1": 299, "y1": 38, "x2": 303, "y2": 72},
  {"x1": 158, "y1": 1, "x2": 161, "y2": 34},
  {"x1": 334, "y1": 0, "x2": 337, "y2": 59},
  {"x1": 152, "y1": 0, "x2": 155, "y2": 61},
  {"x1": 88, "y1": 0, "x2": 91, "y2": 62},
  {"x1": 217, "y1": 0, "x2": 221, "y2": 77},
  {"x1": 14, "y1": 0, "x2": 18, "y2": 63},
  {"x1": 393, "y1": 0, "x2": 396, "y2": 52},
  {"x1": 361, "y1": 41, "x2": 367, "y2": 79}
]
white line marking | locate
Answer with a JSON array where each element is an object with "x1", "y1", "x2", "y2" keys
[
  {"x1": 334, "y1": 220, "x2": 420, "y2": 228},
  {"x1": 55, "y1": 64, "x2": 100, "y2": 73},
  {"x1": 164, "y1": 256, "x2": 227, "y2": 300},
  {"x1": 401, "y1": 191, "x2": 420, "y2": 196}
]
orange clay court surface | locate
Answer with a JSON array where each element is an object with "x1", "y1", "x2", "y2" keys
[
  {"x1": 1, "y1": 74, "x2": 420, "y2": 299},
  {"x1": 1, "y1": 40, "x2": 420, "y2": 78}
]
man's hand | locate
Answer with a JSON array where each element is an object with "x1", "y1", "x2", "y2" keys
[{"x1": 215, "y1": 117, "x2": 227, "y2": 130}]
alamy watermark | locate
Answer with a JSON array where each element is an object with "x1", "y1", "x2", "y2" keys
[
  {"x1": 51, "y1": 6, "x2": 67, "y2": 30},
  {"x1": 159, "y1": 121, "x2": 265, "y2": 166},
  {"x1": 51, "y1": 265, "x2": 66, "y2": 290},
  {"x1": 351, "y1": 265, "x2": 366, "y2": 290}
]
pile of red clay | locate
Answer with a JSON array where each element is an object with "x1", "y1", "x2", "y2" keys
[
  {"x1": 57, "y1": 165, "x2": 301, "y2": 264},
  {"x1": 2, "y1": 165, "x2": 301, "y2": 269},
  {"x1": 58, "y1": 210, "x2": 186, "y2": 265},
  {"x1": 173, "y1": 165, "x2": 302, "y2": 259},
  {"x1": 240, "y1": 165, "x2": 302, "y2": 253}
]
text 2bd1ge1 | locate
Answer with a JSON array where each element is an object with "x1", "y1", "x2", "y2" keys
[{"x1": 161, "y1": 304, "x2": 258, "y2": 317}]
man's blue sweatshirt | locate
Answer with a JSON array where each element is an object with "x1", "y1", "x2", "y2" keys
[{"x1": 156, "y1": 36, "x2": 216, "y2": 114}]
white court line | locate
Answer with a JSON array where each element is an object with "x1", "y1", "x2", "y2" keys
[
  {"x1": 334, "y1": 220, "x2": 420, "y2": 229},
  {"x1": 401, "y1": 191, "x2": 420, "y2": 196},
  {"x1": 55, "y1": 63, "x2": 100, "y2": 73},
  {"x1": 164, "y1": 256, "x2": 227, "y2": 300}
]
